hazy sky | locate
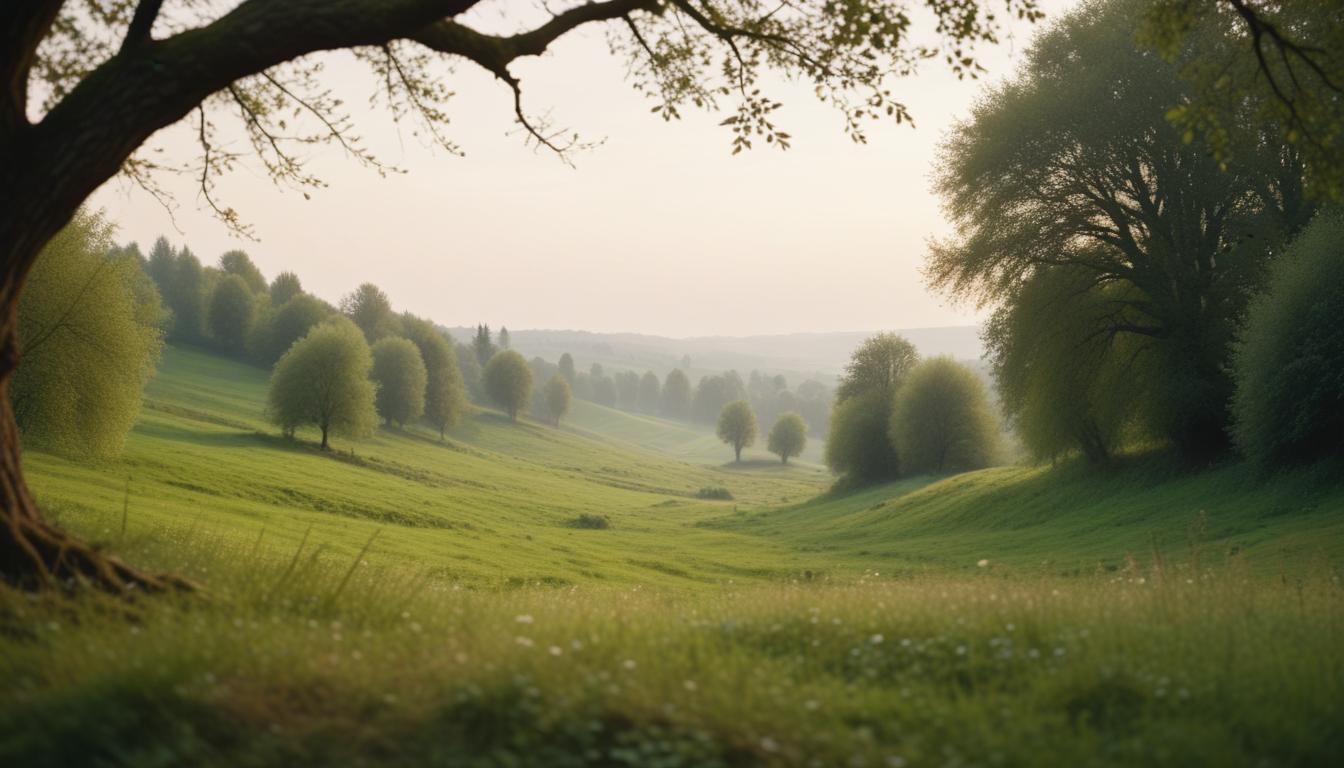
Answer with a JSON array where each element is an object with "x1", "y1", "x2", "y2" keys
[{"x1": 89, "y1": 1, "x2": 1075, "y2": 338}]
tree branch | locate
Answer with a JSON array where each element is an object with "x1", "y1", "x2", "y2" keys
[
  {"x1": 0, "y1": 0, "x2": 63, "y2": 136},
  {"x1": 120, "y1": 0, "x2": 165, "y2": 53}
]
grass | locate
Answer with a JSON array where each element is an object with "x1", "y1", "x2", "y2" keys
[{"x1": 4, "y1": 343, "x2": 1343, "y2": 765}]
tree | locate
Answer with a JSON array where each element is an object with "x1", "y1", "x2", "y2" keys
[
  {"x1": 371, "y1": 336, "x2": 428, "y2": 428},
  {"x1": 472, "y1": 324, "x2": 497, "y2": 367},
  {"x1": 825, "y1": 390, "x2": 900, "y2": 483},
  {"x1": 543, "y1": 374, "x2": 572, "y2": 427},
  {"x1": 836, "y1": 333, "x2": 919, "y2": 404},
  {"x1": 767, "y1": 412, "x2": 808, "y2": 465},
  {"x1": 614, "y1": 370, "x2": 641, "y2": 411},
  {"x1": 593, "y1": 374, "x2": 618, "y2": 408},
  {"x1": 662, "y1": 369, "x2": 692, "y2": 419},
  {"x1": 402, "y1": 314, "x2": 468, "y2": 440},
  {"x1": 1232, "y1": 211, "x2": 1344, "y2": 467},
  {"x1": 256, "y1": 293, "x2": 331, "y2": 366},
  {"x1": 341, "y1": 283, "x2": 398, "y2": 343},
  {"x1": 219, "y1": 250, "x2": 267, "y2": 294},
  {"x1": 207, "y1": 273, "x2": 255, "y2": 356},
  {"x1": 0, "y1": 0, "x2": 1043, "y2": 589},
  {"x1": 889, "y1": 358, "x2": 1000, "y2": 475},
  {"x1": 483, "y1": 350, "x2": 533, "y2": 422},
  {"x1": 498, "y1": 326, "x2": 511, "y2": 350},
  {"x1": 10, "y1": 210, "x2": 163, "y2": 458},
  {"x1": 455, "y1": 342, "x2": 484, "y2": 403},
  {"x1": 693, "y1": 371, "x2": 747, "y2": 423},
  {"x1": 717, "y1": 400, "x2": 758, "y2": 463},
  {"x1": 638, "y1": 371, "x2": 661, "y2": 414},
  {"x1": 928, "y1": 2, "x2": 1309, "y2": 459},
  {"x1": 558, "y1": 353, "x2": 576, "y2": 385},
  {"x1": 268, "y1": 317, "x2": 377, "y2": 451},
  {"x1": 165, "y1": 247, "x2": 207, "y2": 344},
  {"x1": 270, "y1": 271, "x2": 303, "y2": 305}
]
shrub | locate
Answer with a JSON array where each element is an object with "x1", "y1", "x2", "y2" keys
[
  {"x1": 889, "y1": 358, "x2": 1000, "y2": 475},
  {"x1": 695, "y1": 486, "x2": 734, "y2": 500},
  {"x1": 565, "y1": 514, "x2": 610, "y2": 529},
  {"x1": 767, "y1": 412, "x2": 808, "y2": 464},
  {"x1": 825, "y1": 390, "x2": 899, "y2": 483}
]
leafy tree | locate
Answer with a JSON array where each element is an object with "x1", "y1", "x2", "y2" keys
[
  {"x1": 638, "y1": 371, "x2": 661, "y2": 414},
  {"x1": 256, "y1": 293, "x2": 332, "y2": 366},
  {"x1": 371, "y1": 337, "x2": 428, "y2": 428},
  {"x1": 825, "y1": 390, "x2": 901, "y2": 483},
  {"x1": 717, "y1": 400, "x2": 758, "y2": 463},
  {"x1": 498, "y1": 326, "x2": 511, "y2": 350},
  {"x1": 455, "y1": 342, "x2": 484, "y2": 403},
  {"x1": 270, "y1": 271, "x2": 303, "y2": 305},
  {"x1": 145, "y1": 236, "x2": 176, "y2": 290},
  {"x1": 662, "y1": 369, "x2": 692, "y2": 419},
  {"x1": 10, "y1": 210, "x2": 163, "y2": 458},
  {"x1": 1232, "y1": 211, "x2": 1344, "y2": 467},
  {"x1": 219, "y1": 250, "x2": 267, "y2": 294},
  {"x1": 0, "y1": 0, "x2": 1045, "y2": 589},
  {"x1": 767, "y1": 412, "x2": 808, "y2": 464},
  {"x1": 207, "y1": 274, "x2": 255, "y2": 356},
  {"x1": 693, "y1": 371, "x2": 747, "y2": 423},
  {"x1": 472, "y1": 324, "x2": 497, "y2": 367},
  {"x1": 268, "y1": 317, "x2": 377, "y2": 450},
  {"x1": 483, "y1": 350, "x2": 533, "y2": 422},
  {"x1": 836, "y1": 333, "x2": 918, "y2": 404},
  {"x1": 543, "y1": 373, "x2": 572, "y2": 427},
  {"x1": 889, "y1": 358, "x2": 1000, "y2": 475},
  {"x1": 558, "y1": 353, "x2": 576, "y2": 385},
  {"x1": 795, "y1": 379, "x2": 832, "y2": 437},
  {"x1": 593, "y1": 374, "x2": 618, "y2": 408},
  {"x1": 341, "y1": 283, "x2": 399, "y2": 343},
  {"x1": 573, "y1": 371, "x2": 594, "y2": 401},
  {"x1": 614, "y1": 370, "x2": 641, "y2": 411},
  {"x1": 402, "y1": 314, "x2": 468, "y2": 440},
  {"x1": 928, "y1": 3, "x2": 1309, "y2": 458},
  {"x1": 166, "y1": 247, "x2": 207, "y2": 344}
]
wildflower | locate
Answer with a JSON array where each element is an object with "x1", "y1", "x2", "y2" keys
[
  {"x1": 515, "y1": 614, "x2": 534, "y2": 624},
  {"x1": 760, "y1": 737, "x2": 779, "y2": 752},
  {"x1": 548, "y1": 645, "x2": 563, "y2": 656},
  {"x1": 515, "y1": 636, "x2": 534, "y2": 647},
  {"x1": 870, "y1": 633, "x2": 884, "y2": 645},
  {"x1": 977, "y1": 559, "x2": 989, "y2": 568},
  {"x1": 684, "y1": 680, "x2": 698, "y2": 692},
  {"x1": 622, "y1": 659, "x2": 637, "y2": 670}
]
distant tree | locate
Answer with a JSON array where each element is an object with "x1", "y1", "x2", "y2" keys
[
  {"x1": 795, "y1": 379, "x2": 832, "y2": 436},
  {"x1": 836, "y1": 333, "x2": 919, "y2": 404},
  {"x1": 168, "y1": 247, "x2": 207, "y2": 343},
  {"x1": 473, "y1": 324, "x2": 497, "y2": 367},
  {"x1": 558, "y1": 353, "x2": 576, "y2": 385},
  {"x1": 662, "y1": 369, "x2": 692, "y2": 419},
  {"x1": 341, "y1": 283, "x2": 398, "y2": 343},
  {"x1": 145, "y1": 236, "x2": 176, "y2": 290},
  {"x1": 218, "y1": 250, "x2": 267, "y2": 294},
  {"x1": 10, "y1": 211, "x2": 163, "y2": 458},
  {"x1": 268, "y1": 318, "x2": 377, "y2": 450},
  {"x1": 483, "y1": 350, "x2": 533, "y2": 422},
  {"x1": 1232, "y1": 211, "x2": 1344, "y2": 467},
  {"x1": 826, "y1": 390, "x2": 900, "y2": 483},
  {"x1": 593, "y1": 375, "x2": 618, "y2": 408},
  {"x1": 543, "y1": 374, "x2": 573, "y2": 427},
  {"x1": 693, "y1": 371, "x2": 747, "y2": 423},
  {"x1": 717, "y1": 400, "x2": 758, "y2": 463},
  {"x1": 269, "y1": 271, "x2": 303, "y2": 305},
  {"x1": 638, "y1": 371, "x2": 661, "y2": 414},
  {"x1": 402, "y1": 315, "x2": 468, "y2": 440},
  {"x1": 615, "y1": 370, "x2": 641, "y2": 411},
  {"x1": 589, "y1": 363, "x2": 605, "y2": 379},
  {"x1": 207, "y1": 274, "x2": 255, "y2": 355},
  {"x1": 889, "y1": 358, "x2": 1000, "y2": 475},
  {"x1": 256, "y1": 293, "x2": 332, "y2": 366},
  {"x1": 371, "y1": 337, "x2": 428, "y2": 428},
  {"x1": 499, "y1": 326, "x2": 511, "y2": 350},
  {"x1": 573, "y1": 372, "x2": 594, "y2": 401},
  {"x1": 456, "y1": 342, "x2": 485, "y2": 403},
  {"x1": 767, "y1": 412, "x2": 808, "y2": 465},
  {"x1": 682, "y1": 354, "x2": 693, "y2": 372}
]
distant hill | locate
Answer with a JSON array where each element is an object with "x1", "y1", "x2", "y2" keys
[{"x1": 445, "y1": 326, "x2": 983, "y2": 380}]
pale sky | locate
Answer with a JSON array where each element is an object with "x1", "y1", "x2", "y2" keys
[{"x1": 89, "y1": 1, "x2": 1075, "y2": 338}]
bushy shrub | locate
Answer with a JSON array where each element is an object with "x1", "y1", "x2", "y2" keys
[
  {"x1": 1232, "y1": 211, "x2": 1344, "y2": 466},
  {"x1": 695, "y1": 486, "x2": 734, "y2": 500},
  {"x1": 824, "y1": 390, "x2": 899, "y2": 483},
  {"x1": 565, "y1": 514, "x2": 610, "y2": 529},
  {"x1": 889, "y1": 358, "x2": 1000, "y2": 475}
]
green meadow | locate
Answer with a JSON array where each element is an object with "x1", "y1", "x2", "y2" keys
[{"x1": 3, "y1": 344, "x2": 1342, "y2": 766}]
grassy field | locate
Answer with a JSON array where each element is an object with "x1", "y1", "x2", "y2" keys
[{"x1": 4, "y1": 344, "x2": 1343, "y2": 766}]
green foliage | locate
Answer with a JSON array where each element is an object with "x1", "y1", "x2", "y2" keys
[
  {"x1": 558, "y1": 352, "x2": 576, "y2": 384},
  {"x1": 889, "y1": 358, "x2": 1000, "y2": 475},
  {"x1": 267, "y1": 317, "x2": 377, "y2": 449},
  {"x1": 483, "y1": 350, "x2": 533, "y2": 422},
  {"x1": 565, "y1": 513, "x2": 610, "y2": 529},
  {"x1": 614, "y1": 370, "x2": 641, "y2": 411},
  {"x1": 543, "y1": 373, "x2": 572, "y2": 427},
  {"x1": 11, "y1": 211, "x2": 163, "y2": 458},
  {"x1": 716, "y1": 400, "x2": 757, "y2": 463},
  {"x1": 149, "y1": 243, "x2": 206, "y2": 344},
  {"x1": 825, "y1": 390, "x2": 899, "y2": 483},
  {"x1": 472, "y1": 324, "x2": 497, "y2": 367},
  {"x1": 206, "y1": 273, "x2": 255, "y2": 356},
  {"x1": 835, "y1": 332, "x2": 918, "y2": 404},
  {"x1": 401, "y1": 315, "x2": 468, "y2": 439},
  {"x1": 767, "y1": 412, "x2": 808, "y2": 464},
  {"x1": 1233, "y1": 211, "x2": 1344, "y2": 466},
  {"x1": 661, "y1": 369, "x2": 692, "y2": 419},
  {"x1": 371, "y1": 337, "x2": 427, "y2": 428},
  {"x1": 637, "y1": 371, "x2": 661, "y2": 414},
  {"x1": 692, "y1": 371, "x2": 746, "y2": 423},
  {"x1": 341, "y1": 283, "x2": 398, "y2": 343},
  {"x1": 218, "y1": 250, "x2": 267, "y2": 294},
  {"x1": 695, "y1": 486, "x2": 734, "y2": 500},
  {"x1": 269, "y1": 271, "x2": 303, "y2": 305},
  {"x1": 255, "y1": 293, "x2": 331, "y2": 366}
]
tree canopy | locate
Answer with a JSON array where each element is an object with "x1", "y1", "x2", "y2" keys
[
  {"x1": 402, "y1": 314, "x2": 468, "y2": 440},
  {"x1": 341, "y1": 283, "x2": 399, "y2": 343},
  {"x1": 767, "y1": 412, "x2": 808, "y2": 465},
  {"x1": 483, "y1": 350, "x2": 533, "y2": 422},
  {"x1": 207, "y1": 273, "x2": 255, "y2": 355},
  {"x1": 371, "y1": 336, "x2": 428, "y2": 428},
  {"x1": 267, "y1": 317, "x2": 377, "y2": 450},
  {"x1": 661, "y1": 369, "x2": 692, "y2": 419},
  {"x1": 717, "y1": 400, "x2": 758, "y2": 463},
  {"x1": 889, "y1": 358, "x2": 1000, "y2": 475},
  {"x1": 543, "y1": 374, "x2": 573, "y2": 428},
  {"x1": 835, "y1": 333, "x2": 919, "y2": 404}
]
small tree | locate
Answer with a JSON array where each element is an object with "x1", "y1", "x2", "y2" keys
[
  {"x1": 638, "y1": 371, "x2": 661, "y2": 414},
  {"x1": 662, "y1": 369, "x2": 692, "y2": 419},
  {"x1": 499, "y1": 326, "x2": 511, "y2": 350},
  {"x1": 767, "y1": 412, "x2": 808, "y2": 465},
  {"x1": 341, "y1": 283, "x2": 398, "y2": 343},
  {"x1": 268, "y1": 318, "x2": 377, "y2": 450},
  {"x1": 473, "y1": 324, "x2": 497, "y2": 366},
  {"x1": 717, "y1": 400, "x2": 758, "y2": 463},
  {"x1": 825, "y1": 390, "x2": 900, "y2": 483},
  {"x1": 558, "y1": 353, "x2": 576, "y2": 385},
  {"x1": 257, "y1": 293, "x2": 331, "y2": 366},
  {"x1": 836, "y1": 332, "x2": 919, "y2": 403},
  {"x1": 543, "y1": 374, "x2": 573, "y2": 427},
  {"x1": 402, "y1": 315, "x2": 468, "y2": 440},
  {"x1": 889, "y1": 358, "x2": 1000, "y2": 475},
  {"x1": 269, "y1": 271, "x2": 303, "y2": 305},
  {"x1": 371, "y1": 337, "x2": 428, "y2": 427},
  {"x1": 483, "y1": 350, "x2": 533, "y2": 422},
  {"x1": 219, "y1": 250, "x2": 268, "y2": 294},
  {"x1": 207, "y1": 274, "x2": 255, "y2": 356}
]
